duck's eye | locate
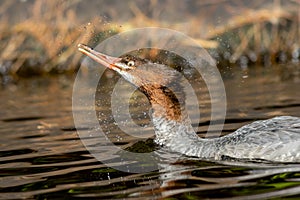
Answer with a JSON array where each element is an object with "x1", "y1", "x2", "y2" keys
[{"x1": 128, "y1": 61, "x2": 135, "y2": 67}]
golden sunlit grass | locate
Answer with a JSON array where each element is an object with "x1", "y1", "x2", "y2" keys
[
  {"x1": 207, "y1": 7, "x2": 299, "y2": 64},
  {"x1": 0, "y1": 1, "x2": 99, "y2": 77},
  {"x1": 0, "y1": 0, "x2": 299, "y2": 82}
]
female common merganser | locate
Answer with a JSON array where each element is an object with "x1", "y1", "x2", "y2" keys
[{"x1": 78, "y1": 44, "x2": 300, "y2": 163}]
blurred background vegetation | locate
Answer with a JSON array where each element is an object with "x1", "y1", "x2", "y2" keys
[{"x1": 0, "y1": 0, "x2": 299, "y2": 84}]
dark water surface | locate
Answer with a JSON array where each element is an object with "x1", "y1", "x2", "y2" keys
[{"x1": 0, "y1": 64, "x2": 300, "y2": 199}]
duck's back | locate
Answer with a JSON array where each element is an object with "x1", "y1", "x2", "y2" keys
[{"x1": 216, "y1": 116, "x2": 300, "y2": 162}]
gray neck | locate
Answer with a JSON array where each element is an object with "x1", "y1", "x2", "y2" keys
[{"x1": 151, "y1": 109, "x2": 218, "y2": 159}]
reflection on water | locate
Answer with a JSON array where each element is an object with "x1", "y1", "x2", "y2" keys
[{"x1": 0, "y1": 65, "x2": 300, "y2": 199}]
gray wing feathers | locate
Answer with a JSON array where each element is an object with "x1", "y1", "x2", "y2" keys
[{"x1": 218, "y1": 116, "x2": 300, "y2": 162}]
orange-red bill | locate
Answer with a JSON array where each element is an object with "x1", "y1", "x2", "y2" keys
[{"x1": 77, "y1": 44, "x2": 122, "y2": 70}]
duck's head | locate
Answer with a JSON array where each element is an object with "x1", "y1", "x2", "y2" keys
[{"x1": 78, "y1": 44, "x2": 181, "y2": 91}]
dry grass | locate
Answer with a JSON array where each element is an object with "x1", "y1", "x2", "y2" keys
[
  {"x1": 0, "y1": 1, "x2": 99, "y2": 77},
  {"x1": 0, "y1": 0, "x2": 299, "y2": 82},
  {"x1": 207, "y1": 6, "x2": 299, "y2": 64}
]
